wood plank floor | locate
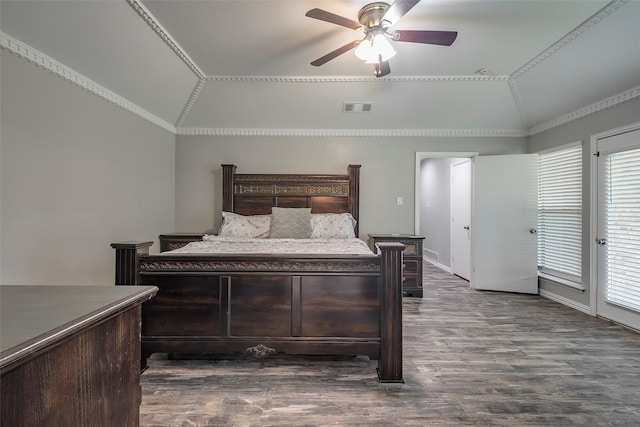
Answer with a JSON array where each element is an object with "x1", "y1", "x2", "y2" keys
[{"x1": 140, "y1": 263, "x2": 640, "y2": 426}]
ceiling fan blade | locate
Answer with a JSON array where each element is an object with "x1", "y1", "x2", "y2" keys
[
  {"x1": 305, "y1": 8, "x2": 361, "y2": 30},
  {"x1": 374, "y1": 58, "x2": 391, "y2": 78},
  {"x1": 393, "y1": 30, "x2": 458, "y2": 46},
  {"x1": 382, "y1": 0, "x2": 421, "y2": 26},
  {"x1": 311, "y1": 40, "x2": 360, "y2": 66}
]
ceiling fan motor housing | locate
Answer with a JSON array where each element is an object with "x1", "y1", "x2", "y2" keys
[
  {"x1": 305, "y1": 0, "x2": 457, "y2": 76},
  {"x1": 358, "y1": 2, "x2": 391, "y2": 28}
]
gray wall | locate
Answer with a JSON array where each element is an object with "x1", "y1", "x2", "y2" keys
[
  {"x1": 420, "y1": 158, "x2": 451, "y2": 265},
  {"x1": 0, "y1": 51, "x2": 176, "y2": 286},
  {"x1": 527, "y1": 97, "x2": 640, "y2": 308},
  {"x1": 174, "y1": 136, "x2": 526, "y2": 239}
]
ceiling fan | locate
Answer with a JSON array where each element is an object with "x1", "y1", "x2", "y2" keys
[{"x1": 305, "y1": 0, "x2": 457, "y2": 77}]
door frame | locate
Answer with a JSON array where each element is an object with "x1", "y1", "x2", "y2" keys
[{"x1": 589, "y1": 121, "x2": 640, "y2": 318}]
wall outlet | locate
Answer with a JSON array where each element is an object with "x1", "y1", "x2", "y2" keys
[{"x1": 396, "y1": 196, "x2": 403, "y2": 206}]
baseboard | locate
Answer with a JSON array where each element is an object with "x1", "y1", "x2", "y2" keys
[
  {"x1": 423, "y1": 256, "x2": 452, "y2": 274},
  {"x1": 539, "y1": 289, "x2": 592, "y2": 315}
]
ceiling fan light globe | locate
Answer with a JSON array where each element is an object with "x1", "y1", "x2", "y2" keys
[
  {"x1": 355, "y1": 34, "x2": 396, "y2": 63},
  {"x1": 372, "y1": 33, "x2": 396, "y2": 61},
  {"x1": 354, "y1": 39, "x2": 374, "y2": 61}
]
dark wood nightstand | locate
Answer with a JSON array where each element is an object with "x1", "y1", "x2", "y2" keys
[
  {"x1": 368, "y1": 234, "x2": 424, "y2": 297},
  {"x1": 159, "y1": 233, "x2": 206, "y2": 252}
]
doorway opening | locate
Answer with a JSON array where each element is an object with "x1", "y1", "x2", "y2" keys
[
  {"x1": 416, "y1": 152, "x2": 539, "y2": 294},
  {"x1": 415, "y1": 152, "x2": 477, "y2": 276}
]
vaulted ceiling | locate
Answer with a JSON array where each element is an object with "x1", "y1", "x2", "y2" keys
[{"x1": 2, "y1": 0, "x2": 639, "y2": 137}]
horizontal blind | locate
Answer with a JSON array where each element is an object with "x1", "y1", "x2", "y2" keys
[
  {"x1": 605, "y1": 148, "x2": 640, "y2": 312},
  {"x1": 538, "y1": 145, "x2": 582, "y2": 282}
]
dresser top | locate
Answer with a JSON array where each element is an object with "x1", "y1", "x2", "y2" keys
[{"x1": 1, "y1": 285, "x2": 157, "y2": 368}]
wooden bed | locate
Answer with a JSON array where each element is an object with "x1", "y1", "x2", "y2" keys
[{"x1": 112, "y1": 165, "x2": 405, "y2": 382}]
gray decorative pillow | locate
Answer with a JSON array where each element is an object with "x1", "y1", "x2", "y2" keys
[{"x1": 269, "y1": 207, "x2": 312, "y2": 238}]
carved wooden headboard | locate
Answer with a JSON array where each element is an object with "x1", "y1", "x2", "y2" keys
[{"x1": 221, "y1": 164, "x2": 361, "y2": 236}]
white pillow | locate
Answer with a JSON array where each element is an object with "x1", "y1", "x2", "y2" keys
[
  {"x1": 311, "y1": 213, "x2": 356, "y2": 239},
  {"x1": 218, "y1": 212, "x2": 271, "y2": 238}
]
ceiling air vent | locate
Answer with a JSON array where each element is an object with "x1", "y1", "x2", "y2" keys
[{"x1": 343, "y1": 102, "x2": 373, "y2": 113}]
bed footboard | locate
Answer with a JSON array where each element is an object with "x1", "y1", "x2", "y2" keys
[{"x1": 112, "y1": 242, "x2": 404, "y2": 382}]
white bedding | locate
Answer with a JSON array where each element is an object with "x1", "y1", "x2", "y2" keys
[{"x1": 165, "y1": 236, "x2": 374, "y2": 255}]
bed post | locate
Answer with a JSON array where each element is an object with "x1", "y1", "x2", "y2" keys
[
  {"x1": 348, "y1": 165, "x2": 361, "y2": 236},
  {"x1": 110, "y1": 241, "x2": 153, "y2": 285},
  {"x1": 221, "y1": 164, "x2": 237, "y2": 212},
  {"x1": 376, "y1": 242, "x2": 405, "y2": 383}
]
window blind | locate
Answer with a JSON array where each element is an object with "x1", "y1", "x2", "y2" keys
[
  {"x1": 604, "y1": 148, "x2": 640, "y2": 312},
  {"x1": 538, "y1": 144, "x2": 582, "y2": 283}
]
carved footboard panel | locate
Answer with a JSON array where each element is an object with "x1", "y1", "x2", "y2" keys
[{"x1": 112, "y1": 243, "x2": 404, "y2": 382}]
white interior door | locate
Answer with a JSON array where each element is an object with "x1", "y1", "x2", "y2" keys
[
  {"x1": 596, "y1": 126, "x2": 640, "y2": 330},
  {"x1": 471, "y1": 154, "x2": 538, "y2": 294},
  {"x1": 451, "y1": 160, "x2": 471, "y2": 280}
]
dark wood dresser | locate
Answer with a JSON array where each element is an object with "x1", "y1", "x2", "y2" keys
[
  {"x1": 1, "y1": 285, "x2": 157, "y2": 427},
  {"x1": 368, "y1": 234, "x2": 425, "y2": 297}
]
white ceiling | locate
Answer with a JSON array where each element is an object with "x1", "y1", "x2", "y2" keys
[{"x1": 1, "y1": 0, "x2": 639, "y2": 136}]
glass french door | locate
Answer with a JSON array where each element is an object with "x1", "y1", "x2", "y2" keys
[{"x1": 596, "y1": 126, "x2": 640, "y2": 330}]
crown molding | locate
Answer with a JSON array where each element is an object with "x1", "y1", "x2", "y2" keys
[
  {"x1": 528, "y1": 85, "x2": 640, "y2": 136},
  {"x1": 176, "y1": 78, "x2": 205, "y2": 127},
  {"x1": 511, "y1": 0, "x2": 627, "y2": 80},
  {"x1": 126, "y1": 0, "x2": 205, "y2": 80},
  {"x1": 0, "y1": 31, "x2": 177, "y2": 134},
  {"x1": 177, "y1": 128, "x2": 527, "y2": 138},
  {"x1": 205, "y1": 75, "x2": 510, "y2": 83},
  {"x1": 508, "y1": 78, "x2": 528, "y2": 128}
]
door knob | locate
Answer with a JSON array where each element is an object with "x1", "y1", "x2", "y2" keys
[
  {"x1": 596, "y1": 238, "x2": 607, "y2": 246},
  {"x1": 463, "y1": 226, "x2": 470, "y2": 230}
]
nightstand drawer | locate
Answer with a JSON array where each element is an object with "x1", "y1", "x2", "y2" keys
[
  {"x1": 403, "y1": 259, "x2": 419, "y2": 275},
  {"x1": 402, "y1": 273, "x2": 419, "y2": 288},
  {"x1": 399, "y1": 241, "x2": 419, "y2": 255},
  {"x1": 368, "y1": 234, "x2": 424, "y2": 298}
]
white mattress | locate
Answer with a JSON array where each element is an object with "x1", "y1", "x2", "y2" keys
[{"x1": 165, "y1": 236, "x2": 374, "y2": 255}]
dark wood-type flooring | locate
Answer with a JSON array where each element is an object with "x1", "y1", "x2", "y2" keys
[{"x1": 140, "y1": 263, "x2": 640, "y2": 426}]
